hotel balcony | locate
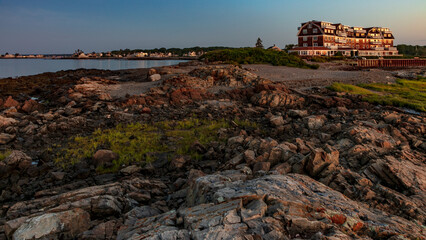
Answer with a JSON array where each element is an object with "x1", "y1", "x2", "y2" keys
[
  {"x1": 324, "y1": 25, "x2": 336, "y2": 30},
  {"x1": 337, "y1": 32, "x2": 347, "y2": 37},
  {"x1": 371, "y1": 41, "x2": 382, "y2": 45},
  {"x1": 386, "y1": 47, "x2": 397, "y2": 51},
  {"x1": 369, "y1": 35, "x2": 383, "y2": 39},
  {"x1": 374, "y1": 47, "x2": 385, "y2": 51},
  {"x1": 355, "y1": 29, "x2": 366, "y2": 33},
  {"x1": 335, "y1": 39, "x2": 347, "y2": 43}
]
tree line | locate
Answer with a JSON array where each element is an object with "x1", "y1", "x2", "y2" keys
[
  {"x1": 396, "y1": 45, "x2": 426, "y2": 57},
  {"x1": 108, "y1": 47, "x2": 233, "y2": 57}
]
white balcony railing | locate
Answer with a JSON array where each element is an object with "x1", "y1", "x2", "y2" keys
[
  {"x1": 355, "y1": 29, "x2": 366, "y2": 33},
  {"x1": 324, "y1": 25, "x2": 336, "y2": 30},
  {"x1": 387, "y1": 47, "x2": 397, "y2": 51}
]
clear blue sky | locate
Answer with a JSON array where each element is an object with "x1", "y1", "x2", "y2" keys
[{"x1": 0, "y1": 0, "x2": 425, "y2": 54}]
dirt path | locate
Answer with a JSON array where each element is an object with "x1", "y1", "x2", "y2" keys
[{"x1": 244, "y1": 64, "x2": 396, "y2": 89}]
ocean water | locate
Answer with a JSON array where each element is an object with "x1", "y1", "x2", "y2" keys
[{"x1": 0, "y1": 59, "x2": 187, "y2": 78}]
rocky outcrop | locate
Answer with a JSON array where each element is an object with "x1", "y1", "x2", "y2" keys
[
  {"x1": 12, "y1": 208, "x2": 90, "y2": 240},
  {"x1": 0, "y1": 64, "x2": 424, "y2": 239},
  {"x1": 118, "y1": 174, "x2": 425, "y2": 239}
]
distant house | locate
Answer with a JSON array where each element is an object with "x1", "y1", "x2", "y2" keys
[
  {"x1": 133, "y1": 52, "x2": 148, "y2": 58},
  {"x1": 183, "y1": 51, "x2": 199, "y2": 57},
  {"x1": 268, "y1": 45, "x2": 282, "y2": 51},
  {"x1": 150, "y1": 52, "x2": 167, "y2": 58},
  {"x1": 289, "y1": 20, "x2": 399, "y2": 57},
  {"x1": 78, "y1": 53, "x2": 88, "y2": 58},
  {"x1": 4, "y1": 54, "x2": 15, "y2": 58}
]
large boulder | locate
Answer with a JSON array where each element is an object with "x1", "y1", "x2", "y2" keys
[
  {"x1": 12, "y1": 208, "x2": 90, "y2": 240},
  {"x1": 93, "y1": 150, "x2": 118, "y2": 168},
  {"x1": 0, "y1": 133, "x2": 15, "y2": 144},
  {"x1": 0, "y1": 115, "x2": 18, "y2": 128},
  {"x1": 305, "y1": 146, "x2": 339, "y2": 177},
  {"x1": 304, "y1": 115, "x2": 326, "y2": 130},
  {"x1": 2, "y1": 150, "x2": 32, "y2": 172},
  {"x1": 148, "y1": 74, "x2": 161, "y2": 82},
  {"x1": 3, "y1": 96, "x2": 19, "y2": 108},
  {"x1": 21, "y1": 99, "x2": 43, "y2": 113}
]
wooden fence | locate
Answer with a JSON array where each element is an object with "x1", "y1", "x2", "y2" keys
[{"x1": 357, "y1": 59, "x2": 426, "y2": 68}]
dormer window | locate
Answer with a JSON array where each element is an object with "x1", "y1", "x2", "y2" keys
[
  {"x1": 313, "y1": 28, "x2": 318, "y2": 34},
  {"x1": 303, "y1": 29, "x2": 307, "y2": 34}
]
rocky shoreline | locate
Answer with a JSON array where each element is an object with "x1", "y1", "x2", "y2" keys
[{"x1": 0, "y1": 62, "x2": 425, "y2": 239}]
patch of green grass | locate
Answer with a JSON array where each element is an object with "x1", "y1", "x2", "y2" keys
[
  {"x1": 0, "y1": 150, "x2": 11, "y2": 161},
  {"x1": 329, "y1": 78, "x2": 426, "y2": 112},
  {"x1": 328, "y1": 82, "x2": 374, "y2": 95},
  {"x1": 200, "y1": 48, "x2": 319, "y2": 69},
  {"x1": 233, "y1": 118, "x2": 259, "y2": 128},
  {"x1": 54, "y1": 118, "x2": 256, "y2": 172}
]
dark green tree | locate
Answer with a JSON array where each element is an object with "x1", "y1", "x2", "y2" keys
[
  {"x1": 255, "y1": 38, "x2": 264, "y2": 49},
  {"x1": 284, "y1": 44, "x2": 296, "y2": 52}
]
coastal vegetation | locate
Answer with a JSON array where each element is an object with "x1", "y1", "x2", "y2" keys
[
  {"x1": 200, "y1": 48, "x2": 319, "y2": 69},
  {"x1": 54, "y1": 118, "x2": 257, "y2": 172},
  {"x1": 0, "y1": 150, "x2": 11, "y2": 161},
  {"x1": 329, "y1": 77, "x2": 426, "y2": 112},
  {"x1": 396, "y1": 44, "x2": 426, "y2": 57}
]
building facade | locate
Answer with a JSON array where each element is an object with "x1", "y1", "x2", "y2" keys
[{"x1": 289, "y1": 20, "x2": 399, "y2": 57}]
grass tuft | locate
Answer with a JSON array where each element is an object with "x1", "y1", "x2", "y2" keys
[
  {"x1": 0, "y1": 150, "x2": 11, "y2": 161},
  {"x1": 328, "y1": 83, "x2": 374, "y2": 95}
]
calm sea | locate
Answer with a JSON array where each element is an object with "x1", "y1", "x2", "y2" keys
[{"x1": 0, "y1": 59, "x2": 188, "y2": 78}]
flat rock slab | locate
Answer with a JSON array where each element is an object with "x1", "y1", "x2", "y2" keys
[
  {"x1": 179, "y1": 199, "x2": 242, "y2": 230},
  {"x1": 211, "y1": 174, "x2": 425, "y2": 237}
]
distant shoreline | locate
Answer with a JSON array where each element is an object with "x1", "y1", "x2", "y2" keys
[{"x1": 0, "y1": 56, "x2": 198, "y2": 60}]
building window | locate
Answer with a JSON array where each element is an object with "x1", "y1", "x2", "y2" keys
[
  {"x1": 303, "y1": 43, "x2": 308, "y2": 47},
  {"x1": 303, "y1": 36, "x2": 307, "y2": 41},
  {"x1": 313, "y1": 28, "x2": 318, "y2": 33},
  {"x1": 313, "y1": 36, "x2": 318, "y2": 41},
  {"x1": 314, "y1": 43, "x2": 318, "y2": 47},
  {"x1": 303, "y1": 29, "x2": 307, "y2": 34},
  {"x1": 308, "y1": 23, "x2": 312, "y2": 28}
]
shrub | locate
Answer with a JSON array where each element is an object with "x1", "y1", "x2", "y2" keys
[{"x1": 200, "y1": 48, "x2": 318, "y2": 69}]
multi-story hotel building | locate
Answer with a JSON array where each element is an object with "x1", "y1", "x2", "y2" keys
[{"x1": 289, "y1": 20, "x2": 399, "y2": 57}]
